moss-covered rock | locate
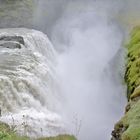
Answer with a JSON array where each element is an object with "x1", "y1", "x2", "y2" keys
[
  {"x1": 125, "y1": 27, "x2": 140, "y2": 98},
  {"x1": 111, "y1": 27, "x2": 140, "y2": 140}
]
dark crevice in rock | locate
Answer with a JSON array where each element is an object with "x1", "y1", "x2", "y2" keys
[{"x1": 111, "y1": 123, "x2": 129, "y2": 140}]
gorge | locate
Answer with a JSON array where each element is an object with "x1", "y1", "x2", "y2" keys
[{"x1": 0, "y1": 0, "x2": 139, "y2": 140}]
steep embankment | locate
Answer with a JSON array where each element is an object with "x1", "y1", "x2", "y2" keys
[{"x1": 112, "y1": 27, "x2": 140, "y2": 140}]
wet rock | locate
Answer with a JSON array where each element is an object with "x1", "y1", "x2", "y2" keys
[
  {"x1": 125, "y1": 103, "x2": 131, "y2": 113},
  {"x1": 0, "y1": 36, "x2": 24, "y2": 45},
  {"x1": 111, "y1": 123, "x2": 128, "y2": 140},
  {"x1": 0, "y1": 42, "x2": 21, "y2": 49}
]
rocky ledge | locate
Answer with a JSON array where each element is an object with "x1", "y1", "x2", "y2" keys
[
  {"x1": 111, "y1": 27, "x2": 140, "y2": 140},
  {"x1": 0, "y1": 36, "x2": 25, "y2": 49}
]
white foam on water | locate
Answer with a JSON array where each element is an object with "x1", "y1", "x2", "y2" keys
[{"x1": 0, "y1": 28, "x2": 65, "y2": 137}]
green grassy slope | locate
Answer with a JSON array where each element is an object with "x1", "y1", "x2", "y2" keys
[
  {"x1": 112, "y1": 27, "x2": 140, "y2": 140},
  {"x1": 0, "y1": 122, "x2": 76, "y2": 140}
]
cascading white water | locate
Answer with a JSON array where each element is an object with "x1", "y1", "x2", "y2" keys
[
  {"x1": 0, "y1": 28, "x2": 65, "y2": 137},
  {"x1": 0, "y1": 0, "x2": 129, "y2": 140}
]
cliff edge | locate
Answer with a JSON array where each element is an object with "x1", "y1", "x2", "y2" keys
[{"x1": 111, "y1": 27, "x2": 140, "y2": 140}]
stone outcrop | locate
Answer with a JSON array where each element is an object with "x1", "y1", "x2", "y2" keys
[
  {"x1": 0, "y1": 36, "x2": 24, "y2": 49},
  {"x1": 111, "y1": 27, "x2": 140, "y2": 140},
  {"x1": 0, "y1": 36, "x2": 24, "y2": 45}
]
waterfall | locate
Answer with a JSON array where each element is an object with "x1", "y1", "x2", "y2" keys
[
  {"x1": 0, "y1": 0, "x2": 129, "y2": 140},
  {"x1": 0, "y1": 28, "x2": 64, "y2": 137}
]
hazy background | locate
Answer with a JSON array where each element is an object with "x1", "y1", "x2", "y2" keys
[
  {"x1": 49, "y1": 1, "x2": 126, "y2": 139},
  {"x1": 0, "y1": 0, "x2": 140, "y2": 36}
]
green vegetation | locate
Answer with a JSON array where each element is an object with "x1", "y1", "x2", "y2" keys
[
  {"x1": 125, "y1": 26, "x2": 140, "y2": 99},
  {"x1": 0, "y1": 122, "x2": 76, "y2": 140},
  {"x1": 38, "y1": 135, "x2": 76, "y2": 140},
  {"x1": 112, "y1": 26, "x2": 140, "y2": 140},
  {"x1": 114, "y1": 99, "x2": 140, "y2": 140},
  {"x1": 0, "y1": 122, "x2": 28, "y2": 140}
]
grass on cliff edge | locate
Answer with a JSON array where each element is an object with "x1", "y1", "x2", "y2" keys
[
  {"x1": 0, "y1": 122, "x2": 76, "y2": 140},
  {"x1": 125, "y1": 26, "x2": 140, "y2": 98},
  {"x1": 119, "y1": 100, "x2": 140, "y2": 140},
  {"x1": 114, "y1": 26, "x2": 140, "y2": 140},
  {"x1": 38, "y1": 135, "x2": 76, "y2": 140}
]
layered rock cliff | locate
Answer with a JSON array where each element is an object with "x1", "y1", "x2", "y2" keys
[{"x1": 111, "y1": 27, "x2": 140, "y2": 140}]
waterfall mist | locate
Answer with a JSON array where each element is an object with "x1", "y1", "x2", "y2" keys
[{"x1": 42, "y1": 0, "x2": 127, "y2": 140}]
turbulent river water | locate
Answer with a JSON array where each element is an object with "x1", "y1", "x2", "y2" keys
[
  {"x1": 0, "y1": 28, "x2": 65, "y2": 137},
  {"x1": 0, "y1": 0, "x2": 133, "y2": 140}
]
